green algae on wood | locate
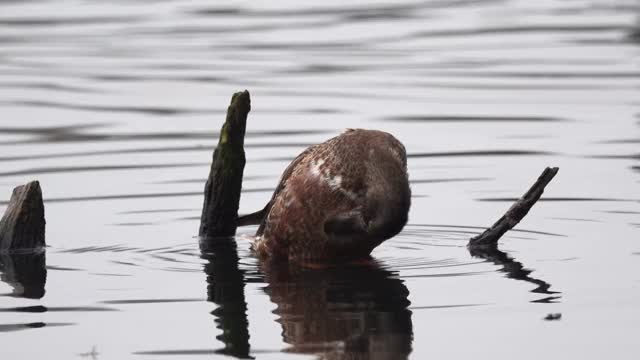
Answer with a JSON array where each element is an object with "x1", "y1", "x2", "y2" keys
[{"x1": 199, "y1": 90, "x2": 251, "y2": 238}]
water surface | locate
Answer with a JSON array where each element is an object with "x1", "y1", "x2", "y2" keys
[{"x1": 1, "y1": 0, "x2": 639, "y2": 359}]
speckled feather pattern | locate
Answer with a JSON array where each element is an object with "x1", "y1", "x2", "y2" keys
[{"x1": 253, "y1": 129, "x2": 410, "y2": 262}]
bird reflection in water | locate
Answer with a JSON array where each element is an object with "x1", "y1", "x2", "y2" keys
[
  {"x1": 201, "y1": 238, "x2": 413, "y2": 359},
  {"x1": 261, "y1": 259, "x2": 413, "y2": 359}
]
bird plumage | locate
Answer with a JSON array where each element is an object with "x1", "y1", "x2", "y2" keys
[{"x1": 240, "y1": 129, "x2": 411, "y2": 262}]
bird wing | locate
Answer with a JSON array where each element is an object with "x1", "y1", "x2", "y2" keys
[{"x1": 241, "y1": 144, "x2": 319, "y2": 235}]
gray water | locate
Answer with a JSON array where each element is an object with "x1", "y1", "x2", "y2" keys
[{"x1": 1, "y1": 0, "x2": 639, "y2": 359}]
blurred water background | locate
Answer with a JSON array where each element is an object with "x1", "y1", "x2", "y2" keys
[{"x1": 0, "y1": 0, "x2": 639, "y2": 359}]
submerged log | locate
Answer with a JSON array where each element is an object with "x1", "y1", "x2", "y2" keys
[
  {"x1": 468, "y1": 167, "x2": 559, "y2": 249},
  {"x1": 199, "y1": 90, "x2": 251, "y2": 238},
  {"x1": 0, "y1": 181, "x2": 46, "y2": 252}
]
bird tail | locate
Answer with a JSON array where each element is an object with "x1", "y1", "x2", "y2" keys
[{"x1": 236, "y1": 202, "x2": 270, "y2": 226}]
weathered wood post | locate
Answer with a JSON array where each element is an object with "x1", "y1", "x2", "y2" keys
[
  {"x1": 0, "y1": 180, "x2": 47, "y2": 298},
  {"x1": 199, "y1": 90, "x2": 251, "y2": 238},
  {"x1": 0, "y1": 180, "x2": 46, "y2": 252}
]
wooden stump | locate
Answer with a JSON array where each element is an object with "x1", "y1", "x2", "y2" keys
[
  {"x1": 199, "y1": 90, "x2": 251, "y2": 238},
  {"x1": 0, "y1": 181, "x2": 46, "y2": 252}
]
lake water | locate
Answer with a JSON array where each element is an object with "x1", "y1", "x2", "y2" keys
[{"x1": 1, "y1": 0, "x2": 639, "y2": 359}]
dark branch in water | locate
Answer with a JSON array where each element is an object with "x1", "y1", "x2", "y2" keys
[
  {"x1": 468, "y1": 167, "x2": 559, "y2": 248},
  {"x1": 199, "y1": 91, "x2": 251, "y2": 238},
  {"x1": 467, "y1": 167, "x2": 560, "y2": 297},
  {"x1": 0, "y1": 181, "x2": 46, "y2": 252}
]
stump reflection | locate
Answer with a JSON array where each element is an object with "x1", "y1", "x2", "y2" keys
[
  {"x1": 0, "y1": 250, "x2": 47, "y2": 299},
  {"x1": 261, "y1": 260, "x2": 413, "y2": 360},
  {"x1": 200, "y1": 239, "x2": 252, "y2": 359}
]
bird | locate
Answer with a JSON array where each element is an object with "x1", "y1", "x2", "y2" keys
[{"x1": 238, "y1": 129, "x2": 411, "y2": 263}]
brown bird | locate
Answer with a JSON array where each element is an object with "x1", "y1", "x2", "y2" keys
[{"x1": 239, "y1": 129, "x2": 411, "y2": 263}]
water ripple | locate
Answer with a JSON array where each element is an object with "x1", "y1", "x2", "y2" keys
[
  {"x1": 407, "y1": 150, "x2": 554, "y2": 158},
  {"x1": 0, "y1": 322, "x2": 74, "y2": 333},
  {"x1": 0, "y1": 0, "x2": 635, "y2": 356},
  {"x1": 0, "y1": 305, "x2": 116, "y2": 313},
  {"x1": 0, "y1": 188, "x2": 273, "y2": 206},
  {"x1": 383, "y1": 115, "x2": 566, "y2": 122}
]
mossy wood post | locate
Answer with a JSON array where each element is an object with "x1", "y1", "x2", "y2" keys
[
  {"x1": 468, "y1": 167, "x2": 559, "y2": 249},
  {"x1": 0, "y1": 181, "x2": 46, "y2": 252},
  {"x1": 200, "y1": 90, "x2": 251, "y2": 238}
]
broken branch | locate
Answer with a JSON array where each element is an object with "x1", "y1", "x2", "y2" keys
[{"x1": 468, "y1": 167, "x2": 559, "y2": 249}]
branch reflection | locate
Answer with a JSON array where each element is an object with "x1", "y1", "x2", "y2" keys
[{"x1": 468, "y1": 245, "x2": 560, "y2": 300}]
